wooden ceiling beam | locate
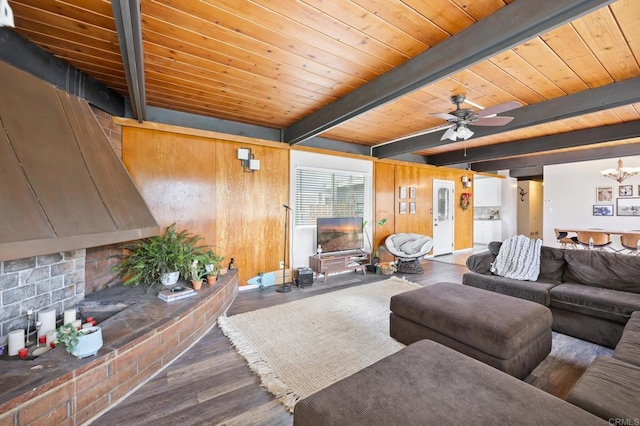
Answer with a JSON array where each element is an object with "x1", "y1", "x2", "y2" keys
[
  {"x1": 429, "y1": 120, "x2": 640, "y2": 166},
  {"x1": 471, "y1": 143, "x2": 640, "y2": 172},
  {"x1": 375, "y1": 76, "x2": 640, "y2": 158},
  {"x1": 112, "y1": 0, "x2": 146, "y2": 121},
  {"x1": 283, "y1": 0, "x2": 614, "y2": 146}
]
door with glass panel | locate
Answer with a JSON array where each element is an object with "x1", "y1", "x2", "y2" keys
[{"x1": 432, "y1": 179, "x2": 455, "y2": 256}]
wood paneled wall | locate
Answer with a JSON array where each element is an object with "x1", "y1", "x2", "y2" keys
[
  {"x1": 123, "y1": 127, "x2": 289, "y2": 285},
  {"x1": 373, "y1": 161, "x2": 476, "y2": 258}
]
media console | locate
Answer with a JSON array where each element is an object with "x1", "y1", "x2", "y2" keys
[{"x1": 308, "y1": 251, "x2": 371, "y2": 283}]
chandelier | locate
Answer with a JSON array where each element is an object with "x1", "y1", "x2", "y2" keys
[{"x1": 600, "y1": 159, "x2": 640, "y2": 183}]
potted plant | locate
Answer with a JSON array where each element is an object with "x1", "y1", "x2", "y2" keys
[
  {"x1": 203, "y1": 249, "x2": 225, "y2": 285},
  {"x1": 55, "y1": 323, "x2": 103, "y2": 359},
  {"x1": 189, "y1": 258, "x2": 207, "y2": 290},
  {"x1": 363, "y1": 218, "x2": 388, "y2": 272},
  {"x1": 114, "y1": 224, "x2": 204, "y2": 289}
]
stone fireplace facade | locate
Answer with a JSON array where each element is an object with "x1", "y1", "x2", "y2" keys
[
  {"x1": 0, "y1": 107, "x2": 125, "y2": 348},
  {"x1": 0, "y1": 251, "x2": 85, "y2": 347}
]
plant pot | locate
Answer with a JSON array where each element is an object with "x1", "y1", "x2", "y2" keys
[
  {"x1": 367, "y1": 257, "x2": 380, "y2": 273},
  {"x1": 191, "y1": 280, "x2": 203, "y2": 290},
  {"x1": 161, "y1": 271, "x2": 180, "y2": 286},
  {"x1": 206, "y1": 275, "x2": 217, "y2": 285},
  {"x1": 72, "y1": 327, "x2": 103, "y2": 359}
]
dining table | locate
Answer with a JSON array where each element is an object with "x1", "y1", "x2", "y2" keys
[{"x1": 555, "y1": 228, "x2": 637, "y2": 236}]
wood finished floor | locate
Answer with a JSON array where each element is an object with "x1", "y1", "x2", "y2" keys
[{"x1": 92, "y1": 261, "x2": 613, "y2": 425}]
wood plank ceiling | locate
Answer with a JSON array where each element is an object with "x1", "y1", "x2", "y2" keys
[{"x1": 7, "y1": 0, "x2": 640, "y2": 172}]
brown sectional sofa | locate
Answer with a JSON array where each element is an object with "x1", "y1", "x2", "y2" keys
[
  {"x1": 463, "y1": 242, "x2": 640, "y2": 348},
  {"x1": 566, "y1": 311, "x2": 640, "y2": 422},
  {"x1": 293, "y1": 293, "x2": 640, "y2": 425}
]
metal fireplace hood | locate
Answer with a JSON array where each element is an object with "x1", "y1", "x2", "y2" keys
[{"x1": 0, "y1": 61, "x2": 158, "y2": 261}]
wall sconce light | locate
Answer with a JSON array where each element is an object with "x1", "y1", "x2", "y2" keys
[
  {"x1": 237, "y1": 147, "x2": 260, "y2": 172},
  {"x1": 461, "y1": 175, "x2": 472, "y2": 189}
]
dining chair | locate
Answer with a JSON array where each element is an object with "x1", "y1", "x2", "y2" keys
[
  {"x1": 554, "y1": 228, "x2": 579, "y2": 249},
  {"x1": 620, "y1": 233, "x2": 640, "y2": 255},
  {"x1": 576, "y1": 231, "x2": 615, "y2": 252}
]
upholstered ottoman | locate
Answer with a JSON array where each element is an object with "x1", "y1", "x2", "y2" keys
[
  {"x1": 390, "y1": 282, "x2": 552, "y2": 379},
  {"x1": 293, "y1": 340, "x2": 605, "y2": 426}
]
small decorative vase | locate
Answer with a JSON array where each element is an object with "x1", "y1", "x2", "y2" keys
[
  {"x1": 206, "y1": 275, "x2": 217, "y2": 285},
  {"x1": 72, "y1": 327, "x2": 103, "y2": 359},
  {"x1": 191, "y1": 280, "x2": 203, "y2": 290},
  {"x1": 161, "y1": 271, "x2": 180, "y2": 286}
]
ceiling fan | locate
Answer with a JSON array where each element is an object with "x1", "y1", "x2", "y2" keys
[{"x1": 432, "y1": 94, "x2": 521, "y2": 142}]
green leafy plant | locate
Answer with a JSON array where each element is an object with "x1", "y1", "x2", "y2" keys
[
  {"x1": 55, "y1": 323, "x2": 96, "y2": 355},
  {"x1": 114, "y1": 223, "x2": 205, "y2": 288},
  {"x1": 203, "y1": 249, "x2": 225, "y2": 277},
  {"x1": 189, "y1": 258, "x2": 207, "y2": 282},
  {"x1": 363, "y1": 218, "x2": 388, "y2": 257}
]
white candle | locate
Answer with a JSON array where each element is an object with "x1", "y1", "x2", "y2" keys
[
  {"x1": 46, "y1": 330, "x2": 57, "y2": 345},
  {"x1": 38, "y1": 308, "x2": 57, "y2": 339},
  {"x1": 71, "y1": 319, "x2": 82, "y2": 330},
  {"x1": 63, "y1": 309, "x2": 77, "y2": 325},
  {"x1": 8, "y1": 329, "x2": 25, "y2": 356}
]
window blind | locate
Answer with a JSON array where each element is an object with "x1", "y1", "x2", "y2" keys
[{"x1": 295, "y1": 167, "x2": 366, "y2": 226}]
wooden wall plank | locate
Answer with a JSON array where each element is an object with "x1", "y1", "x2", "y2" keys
[
  {"x1": 374, "y1": 161, "x2": 474, "y2": 259},
  {"x1": 122, "y1": 126, "x2": 289, "y2": 286},
  {"x1": 373, "y1": 162, "x2": 396, "y2": 262},
  {"x1": 123, "y1": 127, "x2": 218, "y2": 246},
  {"x1": 214, "y1": 142, "x2": 289, "y2": 286}
]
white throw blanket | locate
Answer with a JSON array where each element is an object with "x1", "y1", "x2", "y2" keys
[{"x1": 490, "y1": 235, "x2": 542, "y2": 281}]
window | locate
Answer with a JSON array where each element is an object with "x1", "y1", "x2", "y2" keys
[{"x1": 295, "y1": 167, "x2": 367, "y2": 226}]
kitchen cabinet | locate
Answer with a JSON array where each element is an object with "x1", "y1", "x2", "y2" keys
[
  {"x1": 474, "y1": 178, "x2": 501, "y2": 207},
  {"x1": 474, "y1": 220, "x2": 502, "y2": 244}
]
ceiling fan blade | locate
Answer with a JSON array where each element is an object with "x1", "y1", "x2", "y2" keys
[
  {"x1": 473, "y1": 116, "x2": 514, "y2": 126},
  {"x1": 440, "y1": 126, "x2": 457, "y2": 141},
  {"x1": 431, "y1": 112, "x2": 458, "y2": 121},
  {"x1": 477, "y1": 101, "x2": 521, "y2": 118}
]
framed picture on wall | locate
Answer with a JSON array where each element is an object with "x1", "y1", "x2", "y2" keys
[
  {"x1": 617, "y1": 197, "x2": 640, "y2": 216},
  {"x1": 399, "y1": 186, "x2": 407, "y2": 199},
  {"x1": 596, "y1": 186, "x2": 613, "y2": 203},
  {"x1": 399, "y1": 202, "x2": 407, "y2": 214},
  {"x1": 619, "y1": 185, "x2": 633, "y2": 197},
  {"x1": 409, "y1": 187, "x2": 417, "y2": 199},
  {"x1": 409, "y1": 202, "x2": 416, "y2": 214},
  {"x1": 593, "y1": 205, "x2": 614, "y2": 216}
]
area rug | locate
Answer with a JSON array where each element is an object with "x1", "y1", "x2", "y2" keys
[{"x1": 218, "y1": 277, "x2": 419, "y2": 412}]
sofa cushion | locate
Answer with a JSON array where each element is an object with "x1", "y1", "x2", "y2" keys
[
  {"x1": 466, "y1": 251, "x2": 495, "y2": 274},
  {"x1": 613, "y1": 311, "x2": 640, "y2": 368},
  {"x1": 550, "y1": 283, "x2": 640, "y2": 323},
  {"x1": 566, "y1": 356, "x2": 640, "y2": 422},
  {"x1": 480, "y1": 242, "x2": 565, "y2": 282},
  {"x1": 539, "y1": 245, "x2": 566, "y2": 282},
  {"x1": 562, "y1": 250, "x2": 640, "y2": 293},
  {"x1": 463, "y1": 272, "x2": 558, "y2": 306},
  {"x1": 294, "y1": 340, "x2": 605, "y2": 426}
]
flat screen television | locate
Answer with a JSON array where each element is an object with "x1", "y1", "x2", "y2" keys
[{"x1": 317, "y1": 217, "x2": 364, "y2": 254}]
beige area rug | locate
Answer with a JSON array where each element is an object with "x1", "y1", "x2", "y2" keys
[{"x1": 218, "y1": 277, "x2": 420, "y2": 412}]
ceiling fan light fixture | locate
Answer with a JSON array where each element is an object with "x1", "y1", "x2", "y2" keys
[
  {"x1": 441, "y1": 126, "x2": 457, "y2": 141},
  {"x1": 457, "y1": 125, "x2": 474, "y2": 140}
]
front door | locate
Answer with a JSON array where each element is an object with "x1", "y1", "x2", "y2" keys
[{"x1": 432, "y1": 179, "x2": 455, "y2": 256}]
